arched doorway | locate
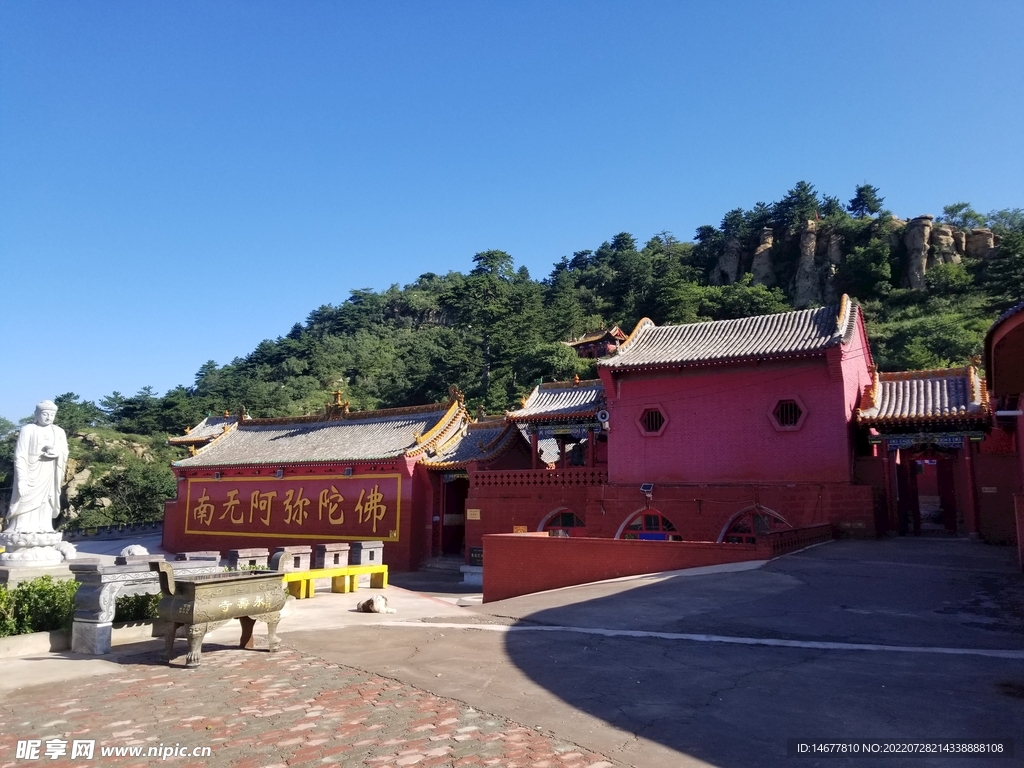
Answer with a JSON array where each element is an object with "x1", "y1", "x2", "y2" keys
[
  {"x1": 717, "y1": 505, "x2": 792, "y2": 544},
  {"x1": 615, "y1": 510, "x2": 682, "y2": 541}
]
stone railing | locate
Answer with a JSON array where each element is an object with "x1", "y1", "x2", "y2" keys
[
  {"x1": 758, "y1": 524, "x2": 834, "y2": 558},
  {"x1": 471, "y1": 468, "x2": 608, "y2": 489},
  {"x1": 70, "y1": 557, "x2": 219, "y2": 655},
  {"x1": 63, "y1": 521, "x2": 164, "y2": 541}
]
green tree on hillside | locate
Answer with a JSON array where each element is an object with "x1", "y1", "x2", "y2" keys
[
  {"x1": 847, "y1": 184, "x2": 884, "y2": 218},
  {"x1": 939, "y1": 202, "x2": 986, "y2": 230}
]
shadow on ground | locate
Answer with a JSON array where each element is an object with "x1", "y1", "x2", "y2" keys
[{"x1": 501, "y1": 539, "x2": 1024, "y2": 767}]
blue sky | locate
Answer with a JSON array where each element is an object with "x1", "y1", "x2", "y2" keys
[{"x1": 2, "y1": 1, "x2": 1022, "y2": 423}]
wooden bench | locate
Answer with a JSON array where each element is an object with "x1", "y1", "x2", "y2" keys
[{"x1": 280, "y1": 563, "x2": 388, "y2": 599}]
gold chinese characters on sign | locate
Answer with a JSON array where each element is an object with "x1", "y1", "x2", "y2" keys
[{"x1": 185, "y1": 475, "x2": 401, "y2": 541}]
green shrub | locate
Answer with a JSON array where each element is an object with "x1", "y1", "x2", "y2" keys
[
  {"x1": 0, "y1": 587, "x2": 16, "y2": 636},
  {"x1": 114, "y1": 592, "x2": 160, "y2": 623},
  {"x1": 10, "y1": 576, "x2": 79, "y2": 635}
]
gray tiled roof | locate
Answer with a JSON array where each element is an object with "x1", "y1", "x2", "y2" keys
[
  {"x1": 601, "y1": 298, "x2": 858, "y2": 371},
  {"x1": 857, "y1": 367, "x2": 989, "y2": 425},
  {"x1": 174, "y1": 408, "x2": 451, "y2": 467},
  {"x1": 423, "y1": 422, "x2": 523, "y2": 468},
  {"x1": 168, "y1": 415, "x2": 238, "y2": 444},
  {"x1": 507, "y1": 380, "x2": 605, "y2": 421}
]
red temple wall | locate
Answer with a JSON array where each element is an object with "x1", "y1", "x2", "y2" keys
[
  {"x1": 162, "y1": 458, "x2": 427, "y2": 571},
  {"x1": 840, "y1": 315, "x2": 876, "y2": 446},
  {"x1": 482, "y1": 532, "x2": 765, "y2": 602},
  {"x1": 481, "y1": 524, "x2": 834, "y2": 602},
  {"x1": 599, "y1": 358, "x2": 858, "y2": 486},
  {"x1": 463, "y1": 477, "x2": 875, "y2": 555},
  {"x1": 464, "y1": 478, "x2": 597, "y2": 547},
  {"x1": 974, "y1": 451, "x2": 1021, "y2": 544}
]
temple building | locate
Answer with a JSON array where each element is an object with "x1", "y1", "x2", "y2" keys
[
  {"x1": 461, "y1": 297, "x2": 878, "y2": 553},
  {"x1": 162, "y1": 296, "x2": 1024, "y2": 569},
  {"x1": 163, "y1": 390, "x2": 472, "y2": 571},
  {"x1": 167, "y1": 412, "x2": 240, "y2": 451},
  {"x1": 565, "y1": 327, "x2": 626, "y2": 359},
  {"x1": 854, "y1": 367, "x2": 992, "y2": 537}
]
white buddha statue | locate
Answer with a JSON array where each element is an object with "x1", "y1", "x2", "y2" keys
[{"x1": 5, "y1": 400, "x2": 68, "y2": 533}]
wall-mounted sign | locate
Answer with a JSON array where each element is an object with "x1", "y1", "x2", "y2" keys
[
  {"x1": 982, "y1": 487, "x2": 997, "y2": 494},
  {"x1": 512, "y1": 525, "x2": 528, "y2": 533},
  {"x1": 184, "y1": 474, "x2": 401, "y2": 541},
  {"x1": 878, "y1": 432, "x2": 984, "y2": 450},
  {"x1": 536, "y1": 425, "x2": 594, "y2": 440},
  {"x1": 466, "y1": 508, "x2": 481, "y2": 521}
]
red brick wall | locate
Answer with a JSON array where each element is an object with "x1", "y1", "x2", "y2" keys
[
  {"x1": 1016, "y1": 494, "x2": 1024, "y2": 571},
  {"x1": 464, "y1": 472, "x2": 600, "y2": 555},
  {"x1": 599, "y1": 359, "x2": 858, "y2": 486},
  {"x1": 462, "y1": 474, "x2": 876, "y2": 555},
  {"x1": 481, "y1": 525, "x2": 832, "y2": 602},
  {"x1": 974, "y1": 453, "x2": 1021, "y2": 544},
  {"x1": 482, "y1": 533, "x2": 764, "y2": 602}
]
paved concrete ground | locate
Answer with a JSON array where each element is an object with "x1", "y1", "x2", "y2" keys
[{"x1": 1, "y1": 538, "x2": 1022, "y2": 767}]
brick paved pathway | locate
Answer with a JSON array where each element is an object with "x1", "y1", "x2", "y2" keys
[{"x1": 0, "y1": 643, "x2": 617, "y2": 768}]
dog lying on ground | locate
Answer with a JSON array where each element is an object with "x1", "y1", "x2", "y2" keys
[{"x1": 355, "y1": 595, "x2": 396, "y2": 614}]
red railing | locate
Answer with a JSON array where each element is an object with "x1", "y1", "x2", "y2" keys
[
  {"x1": 759, "y1": 523, "x2": 834, "y2": 557},
  {"x1": 471, "y1": 468, "x2": 608, "y2": 489}
]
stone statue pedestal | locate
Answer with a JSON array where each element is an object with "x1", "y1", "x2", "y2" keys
[{"x1": 0, "y1": 531, "x2": 76, "y2": 568}]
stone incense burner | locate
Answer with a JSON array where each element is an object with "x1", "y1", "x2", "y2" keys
[{"x1": 152, "y1": 561, "x2": 287, "y2": 668}]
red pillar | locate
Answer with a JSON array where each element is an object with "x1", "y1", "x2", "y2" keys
[
  {"x1": 1015, "y1": 494, "x2": 1024, "y2": 572},
  {"x1": 531, "y1": 432, "x2": 538, "y2": 470},
  {"x1": 962, "y1": 436, "x2": 981, "y2": 538},
  {"x1": 882, "y1": 440, "x2": 897, "y2": 534}
]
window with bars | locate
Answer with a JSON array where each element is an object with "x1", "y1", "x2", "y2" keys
[
  {"x1": 771, "y1": 399, "x2": 804, "y2": 429},
  {"x1": 640, "y1": 408, "x2": 666, "y2": 434}
]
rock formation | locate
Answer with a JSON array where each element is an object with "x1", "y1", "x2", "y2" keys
[
  {"x1": 966, "y1": 228, "x2": 995, "y2": 259},
  {"x1": 903, "y1": 215, "x2": 933, "y2": 289},
  {"x1": 712, "y1": 238, "x2": 742, "y2": 285},
  {"x1": 793, "y1": 220, "x2": 823, "y2": 308},
  {"x1": 930, "y1": 225, "x2": 961, "y2": 266},
  {"x1": 750, "y1": 228, "x2": 775, "y2": 287},
  {"x1": 703, "y1": 211, "x2": 997, "y2": 304}
]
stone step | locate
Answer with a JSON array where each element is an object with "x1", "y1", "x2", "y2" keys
[{"x1": 419, "y1": 556, "x2": 465, "y2": 573}]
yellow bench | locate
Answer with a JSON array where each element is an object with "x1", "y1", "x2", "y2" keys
[{"x1": 280, "y1": 564, "x2": 388, "y2": 599}]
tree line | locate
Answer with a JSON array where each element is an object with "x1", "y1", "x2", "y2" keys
[{"x1": 6, "y1": 181, "x2": 1022, "y2": 442}]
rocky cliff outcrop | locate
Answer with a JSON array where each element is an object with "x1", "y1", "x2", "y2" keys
[
  {"x1": 750, "y1": 228, "x2": 775, "y2": 287},
  {"x1": 966, "y1": 228, "x2": 996, "y2": 259},
  {"x1": 930, "y1": 225, "x2": 961, "y2": 267},
  {"x1": 904, "y1": 215, "x2": 933, "y2": 289},
  {"x1": 707, "y1": 213, "x2": 999, "y2": 304},
  {"x1": 711, "y1": 238, "x2": 742, "y2": 285},
  {"x1": 793, "y1": 220, "x2": 823, "y2": 307}
]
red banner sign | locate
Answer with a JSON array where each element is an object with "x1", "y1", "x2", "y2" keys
[{"x1": 183, "y1": 474, "x2": 402, "y2": 541}]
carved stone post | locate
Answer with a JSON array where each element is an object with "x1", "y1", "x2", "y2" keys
[{"x1": 70, "y1": 560, "x2": 219, "y2": 655}]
